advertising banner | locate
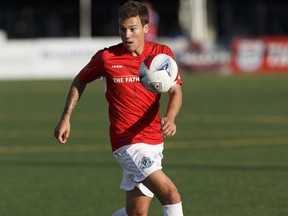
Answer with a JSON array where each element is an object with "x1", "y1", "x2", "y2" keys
[
  {"x1": 0, "y1": 37, "x2": 186, "y2": 80},
  {"x1": 231, "y1": 37, "x2": 288, "y2": 74},
  {"x1": 0, "y1": 38, "x2": 121, "y2": 79}
]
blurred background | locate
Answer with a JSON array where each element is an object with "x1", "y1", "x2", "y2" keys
[
  {"x1": 1, "y1": 0, "x2": 288, "y2": 78},
  {"x1": 1, "y1": 1, "x2": 288, "y2": 216},
  {"x1": 2, "y1": 0, "x2": 288, "y2": 41}
]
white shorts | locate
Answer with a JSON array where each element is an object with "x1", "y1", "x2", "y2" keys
[{"x1": 113, "y1": 143, "x2": 164, "y2": 197}]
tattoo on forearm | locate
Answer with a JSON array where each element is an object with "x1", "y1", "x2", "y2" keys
[{"x1": 62, "y1": 77, "x2": 86, "y2": 118}]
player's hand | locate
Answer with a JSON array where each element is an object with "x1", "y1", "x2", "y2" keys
[
  {"x1": 161, "y1": 117, "x2": 176, "y2": 137},
  {"x1": 54, "y1": 118, "x2": 70, "y2": 144}
]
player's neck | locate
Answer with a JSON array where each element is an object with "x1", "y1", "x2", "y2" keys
[{"x1": 127, "y1": 40, "x2": 146, "y2": 57}]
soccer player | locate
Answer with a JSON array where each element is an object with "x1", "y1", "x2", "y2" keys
[{"x1": 54, "y1": 1, "x2": 184, "y2": 216}]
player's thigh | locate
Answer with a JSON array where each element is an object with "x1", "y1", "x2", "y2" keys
[
  {"x1": 142, "y1": 169, "x2": 181, "y2": 205},
  {"x1": 126, "y1": 187, "x2": 152, "y2": 216}
]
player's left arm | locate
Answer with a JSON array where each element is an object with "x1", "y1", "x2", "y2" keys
[{"x1": 161, "y1": 83, "x2": 182, "y2": 137}]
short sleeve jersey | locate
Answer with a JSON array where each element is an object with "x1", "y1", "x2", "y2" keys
[{"x1": 79, "y1": 40, "x2": 182, "y2": 151}]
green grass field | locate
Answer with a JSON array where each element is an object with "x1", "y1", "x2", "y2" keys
[{"x1": 0, "y1": 73, "x2": 288, "y2": 216}]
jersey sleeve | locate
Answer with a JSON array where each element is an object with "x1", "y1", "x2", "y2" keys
[{"x1": 78, "y1": 50, "x2": 105, "y2": 83}]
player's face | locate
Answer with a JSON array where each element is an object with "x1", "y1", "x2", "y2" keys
[{"x1": 119, "y1": 15, "x2": 148, "y2": 56}]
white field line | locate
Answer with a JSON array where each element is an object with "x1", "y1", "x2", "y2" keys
[
  {"x1": 0, "y1": 144, "x2": 110, "y2": 154},
  {"x1": 165, "y1": 136, "x2": 288, "y2": 149},
  {"x1": 0, "y1": 129, "x2": 286, "y2": 139},
  {"x1": 0, "y1": 136, "x2": 287, "y2": 154},
  {"x1": 0, "y1": 129, "x2": 107, "y2": 138},
  {"x1": 181, "y1": 114, "x2": 288, "y2": 124},
  {"x1": 0, "y1": 113, "x2": 288, "y2": 124},
  {"x1": 0, "y1": 112, "x2": 107, "y2": 122}
]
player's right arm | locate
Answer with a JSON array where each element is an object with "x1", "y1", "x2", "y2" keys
[{"x1": 54, "y1": 74, "x2": 87, "y2": 144}]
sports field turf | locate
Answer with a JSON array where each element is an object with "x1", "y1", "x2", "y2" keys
[{"x1": 0, "y1": 73, "x2": 288, "y2": 216}]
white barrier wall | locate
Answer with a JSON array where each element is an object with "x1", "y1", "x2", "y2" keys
[
  {"x1": 0, "y1": 37, "x2": 121, "y2": 80},
  {"x1": 0, "y1": 36, "x2": 188, "y2": 80}
]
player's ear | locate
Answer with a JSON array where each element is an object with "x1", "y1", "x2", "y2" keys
[{"x1": 144, "y1": 24, "x2": 149, "y2": 34}]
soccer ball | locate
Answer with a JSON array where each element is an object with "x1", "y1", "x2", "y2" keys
[{"x1": 139, "y1": 53, "x2": 178, "y2": 93}]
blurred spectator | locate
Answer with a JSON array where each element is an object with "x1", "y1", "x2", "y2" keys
[
  {"x1": 44, "y1": 15, "x2": 64, "y2": 37},
  {"x1": 13, "y1": 7, "x2": 37, "y2": 38},
  {"x1": 143, "y1": 1, "x2": 159, "y2": 41}
]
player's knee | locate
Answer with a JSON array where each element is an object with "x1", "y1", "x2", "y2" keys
[
  {"x1": 168, "y1": 188, "x2": 181, "y2": 204},
  {"x1": 126, "y1": 206, "x2": 148, "y2": 216},
  {"x1": 126, "y1": 201, "x2": 149, "y2": 216},
  {"x1": 161, "y1": 186, "x2": 181, "y2": 205}
]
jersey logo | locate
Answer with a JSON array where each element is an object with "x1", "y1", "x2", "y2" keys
[{"x1": 112, "y1": 65, "x2": 124, "y2": 68}]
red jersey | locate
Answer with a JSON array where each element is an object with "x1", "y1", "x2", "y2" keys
[{"x1": 79, "y1": 40, "x2": 182, "y2": 151}]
